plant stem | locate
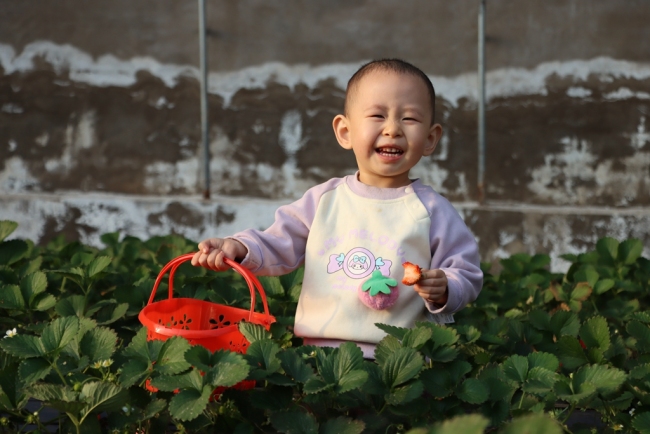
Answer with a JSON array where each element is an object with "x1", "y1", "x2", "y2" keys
[{"x1": 518, "y1": 390, "x2": 525, "y2": 409}]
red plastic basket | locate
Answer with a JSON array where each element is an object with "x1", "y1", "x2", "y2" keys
[{"x1": 139, "y1": 253, "x2": 276, "y2": 353}]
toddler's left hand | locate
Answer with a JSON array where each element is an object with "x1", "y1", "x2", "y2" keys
[{"x1": 413, "y1": 268, "x2": 448, "y2": 306}]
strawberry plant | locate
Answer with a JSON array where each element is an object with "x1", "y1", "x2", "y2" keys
[{"x1": 1, "y1": 218, "x2": 650, "y2": 433}]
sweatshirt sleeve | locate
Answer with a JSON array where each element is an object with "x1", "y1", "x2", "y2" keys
[
  {"x1": 415, "y1": 186, "x2": 483, "y2": 315},
  {"x1": 229, "y1": 178, "x2": 345, "y2": 276}
]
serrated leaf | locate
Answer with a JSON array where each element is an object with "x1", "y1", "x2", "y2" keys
[
  {"x1": 401, "y1": 326, "x2": 432, "y2": 349},
  {"x1": 336, "y1": 369, "x2": 368, "y2": 394},
  {"x1": 80, "y1": 381, "x2": 128, "y2": 413},
  {"x1": 571, "y1": 282, "x2": 592, "y2": 302},
  {"x1": 632, "y1": 411, "x2": 650, "y2": 434},
  {"x1": 0, "y1": 221, "x2": 18, "y2": 242},
  {"x1": 18, "y1": 357, "x2": 51, "y2": 385},
  {"x1": 32, "y1": 293, "x2": 56, "y2": 312},
  {"x1": 151, "y1": 369, "x2": 203, "y2": 392},
  {"x1": 0, "y1": 284, "x2": 25, "y2": 310},
  {"x1": 333, "y1": 342, "x2": 365, "y2": 379},
  {"x1": 270, "y1": 410, "x2": 318, "y2": 434},
  {"x1": 427, "y1": 414, "x2": 489, "y2": 434},
  {"x1": 573, "y1": 266, "x2": 599, "y2": 288},
  {"x1": 575, "y1": 364, "x2": 626, "y2": 395},
  {"x1": 143, "y1": 398, "x2": 167, "y2": 420},
  {"x1": 627, "y1": 320, "x2": 650, "y2": 353},
  {"x1": 549, "y1": 310, "x2": 579, "y2": 337},
  {"x1": 500, "y1": 413, "x2": 562, "y2": 434},
  {"x1": 20, "y1": 271, "x2": 47, "y2": 306},
  {"x1": 555, "y1": 378, "x2": 597, "y2": 405},
  {"x1": 95, "y1": 302, "x2": 129, "y2": 325},
  {"x1": 457, "y1": 377, "x2": 489, "y2": 404},
  {"x1": 596, "y1": 237, "x2": 619, "y2": 262},
  {"x1": 320, "y1": 416, "x2": 365, "y2": 434},
  {"x1": 87, "y1": 256, "x2": 112, "y2": 278},
  {"x1": 258, "y1": 276, "x2": 285, "y2": 297},
  {"x1": 154, "y1": 336, "x2": 191, "y2": 375},
  {"x1": 522, "y1": 367, "x2": 557, "y2": 395},
  {"x1": 80, "y1": 327, "x2": 117, "y2": 363},
  {"x1": 619, "y1": 239, "x2": 643, "y2": 265},
  {"x1": 527, "y1": 352, "x2": 559, "y2": 372},
  {"x1": 593, "y1": 278, "x2": 615, "y2": 295},
  {"x1": 374, "y1": 335, "x2": 402, "y2": 366},
  {"x1": 0, "y1": 334, "x2": 45, "y2": 358},
  {"x1": 118, "y1": 358, "x2": 150, "y2": 388},
  {"x1": 168, "y1": 386, "x2": 213, "y2": 422},
  {"x1": 381, "y1": 347, "x2": 423, "y2": 388},
  {"x1": 277, "y1": 350, "x2": 315, "y2": 384},
  {"x1": 375, "y1": 323, "x2": 408, "y2": 340},
  {"x1": 303, "y1": 377, "x2": 332, "y2": 394},
  {"x1": 386, "y1": 380, "x2": 424, "y2": 405},
  {"x1": 580, "y1": 316, "x2": 610, "y2": 352},
  {"x1": 208, "y1": 361, "x2": 250, "y2": 388},
  {"x1": 239, "y1": 321, "x2": 272, "y2": 343},
  {"x1": 556, "y1": 336, "x2": 588, "y2": 370},
  {"x1": 41, "y1": 317, "x2": 79, "y2": 354},
  {"x1": 245, "y1": 340, "x2": 282, "y2": 379},
  {"x1": 56, "y1": 295, "x2": 87, "y2": 318},
  {"x1": 503, "y1": 355, "x2": 528, "y2": 384},
  {"x1": 0, "y1": 240, "x2": 29, "y2": 265}
]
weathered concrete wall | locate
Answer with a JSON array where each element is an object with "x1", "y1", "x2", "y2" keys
[{"x1": 1, "y1": 0, "x2": 649, "y2": 270}]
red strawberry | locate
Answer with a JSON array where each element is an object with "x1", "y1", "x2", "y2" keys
[{"x1": 402, "y1": 262, "x2": 422, "y2": 286}]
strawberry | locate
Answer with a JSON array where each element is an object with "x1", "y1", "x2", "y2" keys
[{"x1": 402, "y1": 262, "x2": 422, "y2": 286}]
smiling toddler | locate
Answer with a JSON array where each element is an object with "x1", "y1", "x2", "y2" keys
[{"x1": 192, "y1": 59, "x2": 483, "y2": 358}]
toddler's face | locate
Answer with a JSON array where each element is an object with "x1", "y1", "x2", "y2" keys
[{"x1": 334, "y1": 70, "x2": 441, "y2": 188}]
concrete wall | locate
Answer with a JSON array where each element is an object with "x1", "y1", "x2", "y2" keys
[{"x1": 1, "y1": 0, "x2": 649, "y2": 271}]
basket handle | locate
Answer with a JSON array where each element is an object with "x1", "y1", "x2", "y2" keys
[{"x1": 146, "y1": 253, "x2": 272, "y2": 323}]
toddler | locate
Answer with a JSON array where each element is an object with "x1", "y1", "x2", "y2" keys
[{"x1": 192, "y1": 59, "x2": 483, "y2": 358}]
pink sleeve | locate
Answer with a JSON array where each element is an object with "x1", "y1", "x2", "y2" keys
[
  {"x1": 230, "y1": 178, "x2": 345, "y2": 276},
  {"x1": 414, "y1": 186, "x2": 483, "y2": 314}
]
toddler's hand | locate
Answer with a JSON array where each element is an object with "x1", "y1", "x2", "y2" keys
[
  {"x1": 191, "y1": 238, "x2": 247, "y2": 271},
  {"x1": 412, "y1": 268, "x2": 448, "y2": 306}
]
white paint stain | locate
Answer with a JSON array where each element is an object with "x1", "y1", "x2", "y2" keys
[
  {"x1": 278, "y1": 110, "x2": 306, "y2": 196},
  {"x1": 143, "y1": 159, "x2": 199, "y2": 194},
  {"x1": 603, "y1": 88, "x2": 650, "y2": 101},
  {"x1": 528, "y1": 135, "x2": 650, "y2": 206},
  {"x1": 45, "y1": 111, "x2": 97, "y2": 173},
  {"x1": 566, "y1": 87, "x2": 592, "y2": 98},
  {"x1": 0, "y1": 156, "x2": 40, "y2": 192},
  {"x1": 625, "y1": 116, "x2": 650, "y2": 150},
  {"x1": 4, "y1": 42, "x2": 650, "y2": 109}
]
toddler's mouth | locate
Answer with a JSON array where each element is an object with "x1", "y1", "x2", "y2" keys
[{"x1": 375, "y1": 146, "x2": 404, "y2": 156}]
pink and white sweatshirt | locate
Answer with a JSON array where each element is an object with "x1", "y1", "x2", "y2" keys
[{"x1": 232, "y1": 173, "x2": 483, "y2": 358}]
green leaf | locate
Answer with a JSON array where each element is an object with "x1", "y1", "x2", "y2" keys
[
  {"x1": 632, "y1": 411, "x2": 650, "y2": 434},
  {"x1": 333, "y1": 342, "x2": 365, "y2": 379},
  {"x1": 154, "y1": 336, "x2": 192, "y2": 375},
  {"x1": 500, "y1": 413, "x2": 562, "y2": 434},
  {"x1": 381, "y1": 347, "x2": 423, "y2": 388},
  {"x1": 386, "y1": 380, "x2": 424, "y2": 405},
  {"x1": 0, "y1": 334, "x2": 46, "y2": 358},
  {"x1": 33, "y1": 293, "x2": 57, "y2": 311},
  {"x1": 245, "y1": 340, "x2": 282, "y2": 378},
  {"x1": 0, "y1": 221, "x2": 18, "y2": 242},
  {"x1": 207, "y1": 360, "x2": 250, "y2": 388},
  {"x1": 95, "y1": 302, "x2": 129, "y2": 325},
  {"x1": 522, "y1": 367, "x2": 557, "y2": 395},
  {"x1": 573, "y1": 266, "x2": 599, "y2": 288},
  {"x1": 270, "y1": 410, "x2": 318, "y2": 434},
  {"x1": 457, "y1": 378, "x2": 489, "y2": 404},
  {"x1": 0, "y1": 284, "x2": 25, "y2": 310},
  {"x1": 118, "y1": 358, "x2": 150, "y2": 388},
  {"x1": 151, "y1": 369, "x2": 203, "y2": 392},
  {"x1": 575, "y1": 364, "x2": 626, "y2": 395},
  {"x1": 556, "y1": 336, "x2": 588, "y2": 370},
  {"x1": 426, "y1": 414, "x2": 489, "y2": 434},
  {"x1": 596, "y1": 237, "x2": 619, "y2": 262},
  {"x1": 19, "y1": 357, "x2": 52, "y2": 385},
  {"x1": 87, "y1": 256, "x2": 112, "y2": 278},
  {"x1": 143, "y1": 398, "x2": 167, "y2": 420},
  {"x1": 401, "y1": 326, "x2": 432, "y2": 350},
  {"x1": 579, "y1": 316, "x2": 610, "y2": 352},
  {"x1": 79, "y1": 381, "x2": 128, "y2": 413},
  {"x1": 56, "y1": 295, "x2": 87, "y2": 318},
  {"x1": 619, "y1": 239, "x2": 643, "y2": 265},
  {"x1": 0, "y1": 240, "x2": 29, "y2": 265},
  {"x1": 593, "y1": 278, "x2": 615, "y2": 295},
  {"x1": 41, "y1": 317, "x2": 79, "y2": 354},
  {"x1": 20, "y1": 271, "x2": 47, "y2": 306},
  {"x1": 320, "y1": 417, "x2": 364, "y2": 434},
  {"x1": 627, "y1": 320, "x2": 650, "y2": 353},
  {"x1": 258, "y1": 276, "x2": 285, "y2": 297},
  {"x1": 277, "y1": 350, "x2": 315, "y2": 384},
  {"x1": 503, "y1": 355, "x2": 528, "y2": 384},
  {"x1": 336, "y1": 369, "x2": 368, "y2": 394},
  {"x1": 374, "y1": 335, "x2": 402, "y2": 366},
  {"x1": 168, "y1": 386, "x2": 213, "y2": 422},
  {"x1": 80, "y1": 327, "x2": 117, "y2": 363},
  {"x1": 528, "y1": 352, "x2": 559, "y2": 372},
  {"x1": 239, "y1": 321, "x2": 272, "y2": 343},
  {"x1": 375, "y1": 323, "x2": 408, "y2": 340}
]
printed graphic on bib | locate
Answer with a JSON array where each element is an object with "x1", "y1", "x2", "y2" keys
[{"x1": 327, "y1": 247, "x2": 392, "y2": 279}]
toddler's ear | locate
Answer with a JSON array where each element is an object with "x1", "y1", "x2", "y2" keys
[
  {"x1": 423, "y1": 123, "x2": 443, "y2": 156},
  {"x1": 333, "y1": 114, "x2": 352, "y2": 150}
]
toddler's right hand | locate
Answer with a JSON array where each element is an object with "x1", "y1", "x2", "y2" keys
[{"x1": 191, "y1": 238, "x2": 247, "y2": 271}]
